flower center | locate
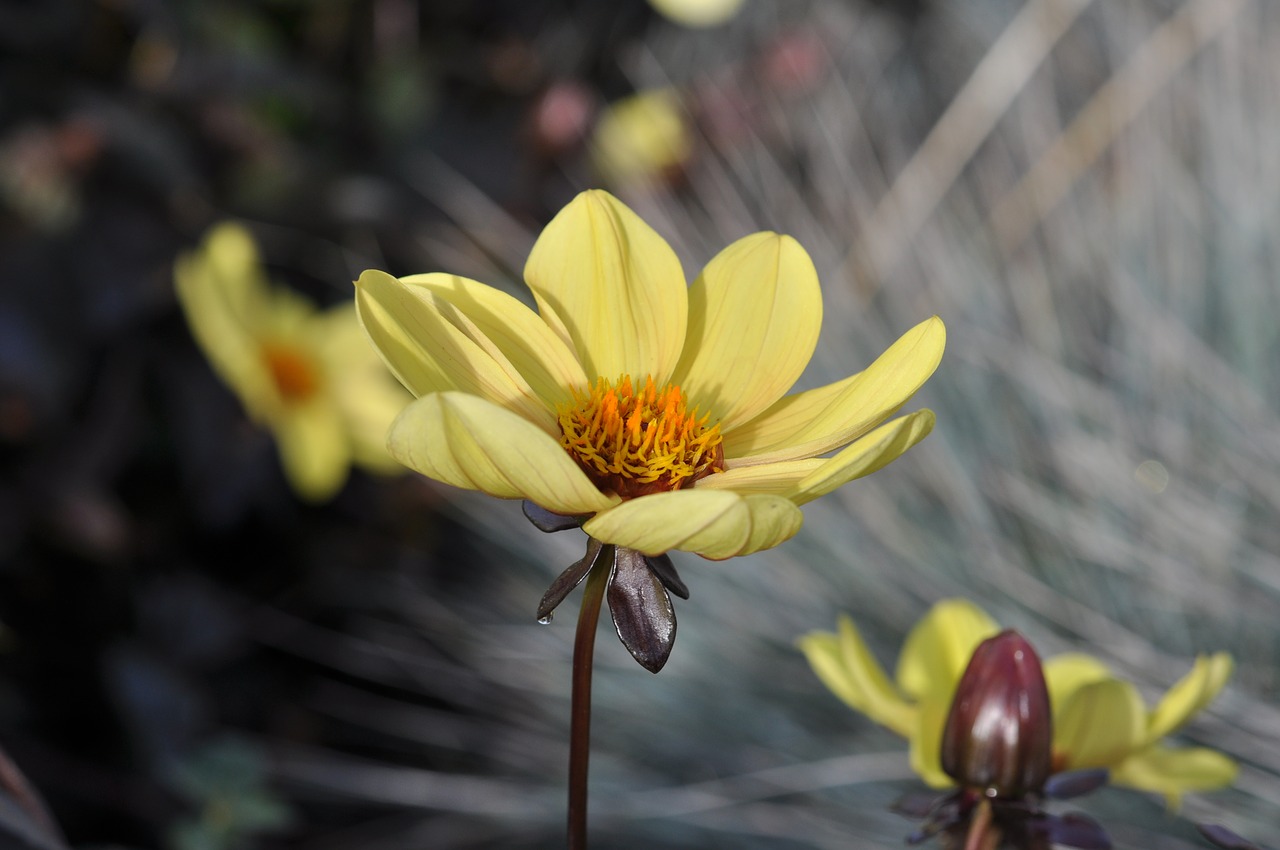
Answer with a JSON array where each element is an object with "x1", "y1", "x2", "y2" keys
[
  {"x1": 261, "y1": 342, "x2": 321, "y2": 402},
  {"x1": 557, "y1": 375, "x2": 724, "y2": 498}
]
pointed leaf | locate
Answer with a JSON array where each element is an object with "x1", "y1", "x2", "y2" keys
[
  {"x1": 523, "y1": 500, "x2": 586, "y2": 533},
  {"x1": 537, "y1": 538, "x2": 607, "y2": 621},
  {"x1": 608, "y1": 547, "x2": 676, "y2": 673},
  {"x1": 645, "y1": 553, "x2": 689, "y2": 599}
]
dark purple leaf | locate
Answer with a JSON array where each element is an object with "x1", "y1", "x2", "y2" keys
[
  {"x1": 607, "y1": 547, "x2": 676, "y2": 673},
  {"x1": 644, "y1": 553, "x2": 689, "y2": 599},
  {"x1": 536, "y1": 538, "x2": 606, "y2": 622},
  {"x1": 522, "y1": 500, "x2": 586, "y2": 533},
  {"x1": 1045, "y1": 812, "x2": 1112, "y2": 850},
  {"x1": 1198, "y1": 824, "x2": 1267, "y2": 850},
  {"x1": 1044, "y1": 768, "x2": 1109, "y2": 800}
]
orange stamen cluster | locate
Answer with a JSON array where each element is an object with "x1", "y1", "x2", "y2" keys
[
  {"x1": 557, "y1": 375, "x2": 725, "y2": 498},
  {"x1": 261, "y1": 342, "x2": 321, "y2": 402}
]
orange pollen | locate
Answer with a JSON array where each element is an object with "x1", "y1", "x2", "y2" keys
[
  {"x1": 260, "y1": 342, "x2": 321, "y2": 402},
  {"x1": 557, "y1": 375, "x2": 725, "y2": 498}
]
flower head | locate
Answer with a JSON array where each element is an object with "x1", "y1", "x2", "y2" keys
[
  {"x1": 799, "y1": 599, "x2": 1237, "y2": 808},
  {"x1": 356, "y1": 190, "x2": 942, "y2": 668},
  {"x1": 175, "y1": 223, "x2": 409, "y2": 501},
  {"x1": 358, "y1": 190, "x2": 942, "y2": 557}
]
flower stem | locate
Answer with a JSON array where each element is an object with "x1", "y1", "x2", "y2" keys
[{"x1": 568, "y1": 546, "x2": 611, "y2": 850}]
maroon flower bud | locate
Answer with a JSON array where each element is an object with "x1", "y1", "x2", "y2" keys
[{"x1": 941, "y1": 629, "x2": 1053, "y2": 798}]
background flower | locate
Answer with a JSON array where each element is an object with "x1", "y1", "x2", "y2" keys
[
  {"x1": 175, "y1": 223, "x2": 408, "y2": 502},
  {"x1": 800, "y1": 598, "x2": 1237, "y2": 808}
]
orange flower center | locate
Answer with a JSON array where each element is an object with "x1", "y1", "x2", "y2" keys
[
  {"x1": 261, "y1": 342, "x2": 321, "y2": 402},
  {"x1": 557, "y1": 375, "x2": 725, "y2": 498}
]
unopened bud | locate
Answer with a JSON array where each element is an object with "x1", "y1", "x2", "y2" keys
[{"x1": 941, "y1": 629, "x2": 1052, "y2": 798}]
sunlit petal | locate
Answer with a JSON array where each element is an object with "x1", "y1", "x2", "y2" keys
[
  {"x1": 798, "y1": 616, "x2": 916, "y2": 738},
  {"x1": 274, "y1": 404, "x2": 351, "y2": 503},
  {"x1": 672, "y1": 232, "x2": 822, "y2": 432},
  {"x1": 523, "y1": 190, "x2": 687, "y2": 382},
  {"x1": 387, "y1": 392, "x2": 616, "y2": 515},
  {"x1": 1043, "y1": 653, "x2": 1113, "y2": 726},
  {"x1": 1110, "y1": 746, "x2": 1238, "y2": 809},
  {"x1": 583, "y1": 490, "x2": 802, "y2": 559},
  {"x1": 788, "y1": 410, "x2": 935, "y2": 505},
  {"x1": 895, "y1": 598, "x2": 1000, "y2": 702},
  {"x1": 401, "y1": 272, "x2": 588, "y2": 409},
  {"x1": 356, "y1": 270, "x2": 555, "y2": 431},
  {"x1": 724, "y1": 316, "x2": 945, "y2": 465},
  {"x1": 1145, "y1": 653, "x2": 1233, "y2": 744},
  {"x1": 1055, "y1": 679, "x2": 1146, "y2": 769}
]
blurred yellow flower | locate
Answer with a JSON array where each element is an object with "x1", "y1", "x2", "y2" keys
[
  {"x1": 591, "y1": 90, "x2": 691, "y2": 187},
  {"x1": 175, "y1": 223, "x2": 409, "y2": 502},
  {"x1": 356, "y1": 189, "x2": 943, "y2": 560},
  {"x1": 799, "y1": 599, "x2": 1237, "y2": 808},
  {"x1": 649, "y1": 0, "x2": 745, "y2": 28}
]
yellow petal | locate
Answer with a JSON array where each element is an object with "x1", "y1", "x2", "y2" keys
[
  {"x1": 671, "y1": 233, "x2": 822, "y2": 432},
  {"x1": 523, "y1": 190, "x2": 687, "y2": 383},
  {"x1": 648, "y1": 0, "x2": 745, "y2": 27},
  {"x1": 909, "y1": 695, "x2": 955, "y2": 789},
  {"x1": 274, "y1": 404, "x2": 351, "y2": 502},
  {"x1": 895, "y1": 598, "x2": 1000, "y2": 702},
  {"x1": 693, "y1": 458, "x2": 825, "y2": 494},
  {"x1": 582, "y1": 490, "x2": 802, "y2": 559},
  {"x1": 174, "y1": 227, "x2": 276, "y2": 412},
  {"x1": 387, "y1": 392, "x2": 616, "y2": 516},
  {"x1": 355, "y1": 270, "x2": 555, "y2": 432},
  {"x1": 1055, "y1": 679, "x2": 1146, "y2": 769},
  {"x1": 400, "y1": 272, "x2": 588, "y2": 409},
  {"x1": 797, "y1": 616, "x2": 916, "y2": 738},
  {"x1": 1043, "y1": 653, "x2": 1113, "y2": 726},
  {"x1": 1110, "y1": 745, "x2": 1238, "y2": 809},
  {"x1": 723, "y1": 316, "x2": 945, "y2": 465},
  {"x1": 788, "y1": 410, "x2": 935, "y2": 505},
  {"x1": 1145, "y1": 653, "x2": 1233, "y2": 745}
]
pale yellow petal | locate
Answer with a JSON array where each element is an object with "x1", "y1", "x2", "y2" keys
[
  {"x1": 523, "y1": 190, "x2": 687, "y2": 382},
  {"x1": 387, "y1": 392, "x2": 616, "y2": 515},
  {"x1": 1055, "y1": 679, "x2": 1146, "y2": 769},
  {"x1": 895, "y1": 599, "x2": 1000, "y2": 702},
  {"x1": 649, "y1": 0, "x2": 745, "y2": 27},
  {"x1": 1043, "y1": 653, "x2": 1113, "y2": 725},
  {"x1": 693, "y1": 458, "x2": 824, "y2": 494},
  {"x1": 174, "y1": 231, "x2": 276, "y2": 413},
  {"x1": 401, "y1": 273, "x2": 588, "y2": 409},
  {"x1": 355, "y1": 270, "x2": 555, "y2": 432},
  {"x1": 671, "y1": 233, "x2": 822, "y2": 432},
  {"x1": 724, "y1": 316, "x2": 945, "y2": 465},
  {"x1": 274, "y1": 403, "x2": 351, "y2": 502},
  {"x1": 788, "y1": 410, "x2": 935, "y2": 505},
  {"x1": 1145, "y1": 653, "x2": 1233, "y2": 745},
  {"x1": 909, "y1": 695, "x2": 955, "y2": 788},
  {"x1": 797, "y1": 616, "x2": 916, "y2": 738},
  {"x1": 1110, "y1": 746, "x2": 1238, "y2": 809},
  {"x1": 582, "y1": 490, "x2": 802, "y2": 559}
]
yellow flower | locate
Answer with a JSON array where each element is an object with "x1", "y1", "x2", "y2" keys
[
  {"x1": 799, "y1": 599, "x2": 1238, "y2": 808},
  {"x1": 591, "y1": 90, "x2": 691, "y2": 187},
  {"x1": 355, "y1": 189, "x2": 944, "y2": 560},
  {"x1": 648, "y1": 0, "x2": 746, "y2": 28},
  {"x1": 175, "y1": 223, "x2": 409, "y2": 502}
]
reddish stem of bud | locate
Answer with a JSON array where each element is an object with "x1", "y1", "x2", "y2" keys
[{"x1": 941, "y1": 629, "x2": 1052, "y2": 798}]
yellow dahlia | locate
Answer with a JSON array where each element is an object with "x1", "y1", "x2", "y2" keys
[
  {"x1": 175, "y1": 223, "x2": 409, "y2": 502},
  {"x1": 800, "y1": 599, "x2": 1238, "y2": 809},
  {"x1": 357, "y1": 189, "x2": 942, "y2": 557}
]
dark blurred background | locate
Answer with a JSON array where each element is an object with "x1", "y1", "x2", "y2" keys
[{"x1": 3, "y1": 1, "x2": 1279, "y2": 848}]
